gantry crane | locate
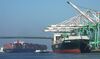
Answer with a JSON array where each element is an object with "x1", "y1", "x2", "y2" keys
[
  {"x1": 44, "y1": 1, "x2": 100, "y2": 50},
  {"x1": 67, "y1": 1, "x2": 100, "y2": 49}
]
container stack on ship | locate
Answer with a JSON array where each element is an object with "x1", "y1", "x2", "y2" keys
[
  {"x1": 3, "y1": 40, "x2": 47, "y2": 53},
  {"x1": 44, "y1": 1, "x2": 100, "y2": 53}
]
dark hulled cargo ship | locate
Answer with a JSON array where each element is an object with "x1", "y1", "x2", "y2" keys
[
  {"x1": 3, "y1": 40, "x2": 47, "y2": 53},
  {"x1": 52, "y1": 33, "x2": 91, "y2": 53}
]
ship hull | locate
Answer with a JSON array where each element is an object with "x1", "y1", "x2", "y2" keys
[
  {"x1": 3, "y1": 49, "x2": 35, "y2": 53},
  {"x1": 53, "y1": 49, "x2": 80, "y2": 53},
  {"x1": 52, "y1": 39, "x2": 91, "y2": 53}
]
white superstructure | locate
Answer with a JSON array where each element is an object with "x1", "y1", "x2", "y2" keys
[{"x1": 0, "y1": 47, "x2": 4, "y2": 53}]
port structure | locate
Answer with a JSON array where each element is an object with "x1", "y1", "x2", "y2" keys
[{"x1": 44, "y1": 1, "x2": 100, "y2": 50}]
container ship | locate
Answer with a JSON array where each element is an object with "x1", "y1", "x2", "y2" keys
[
  {"x1": 3, "y1": 40, "x2": 47, "y2": 53},
  {"x1": 52, "y1": 33, "x2": 91, "y2": 53}
]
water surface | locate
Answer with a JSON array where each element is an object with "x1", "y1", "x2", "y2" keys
[{"x1": 0, "y1": 53, "x2": 100, "y2": 59}]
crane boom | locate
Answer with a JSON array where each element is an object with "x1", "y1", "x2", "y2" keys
[{"x1": 67, "y1": 1, "x2": 96, "y2": 25}]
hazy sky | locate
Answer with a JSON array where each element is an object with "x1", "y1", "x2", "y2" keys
[
  {"x1": 0, "y1": 0, "x2": 99, "y2": 49},
  {"x1": 0, "y1": 0, "x2": 99, "y2": 37}
]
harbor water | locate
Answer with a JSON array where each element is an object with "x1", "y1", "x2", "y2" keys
[
  {"x1": 0, "y1": 39, "x2": 100, "y2": 59},
  {"x1": 0, "y1": 53, "x2": 100, "y2": 59}
]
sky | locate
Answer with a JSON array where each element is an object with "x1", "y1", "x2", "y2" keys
[{"x1": 0, "y1": 0, "x2": 100, "y2": 49}]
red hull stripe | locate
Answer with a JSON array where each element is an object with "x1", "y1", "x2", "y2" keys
[{"x1": 53, "y1": 49, "x2": 81, "y2": 53}]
